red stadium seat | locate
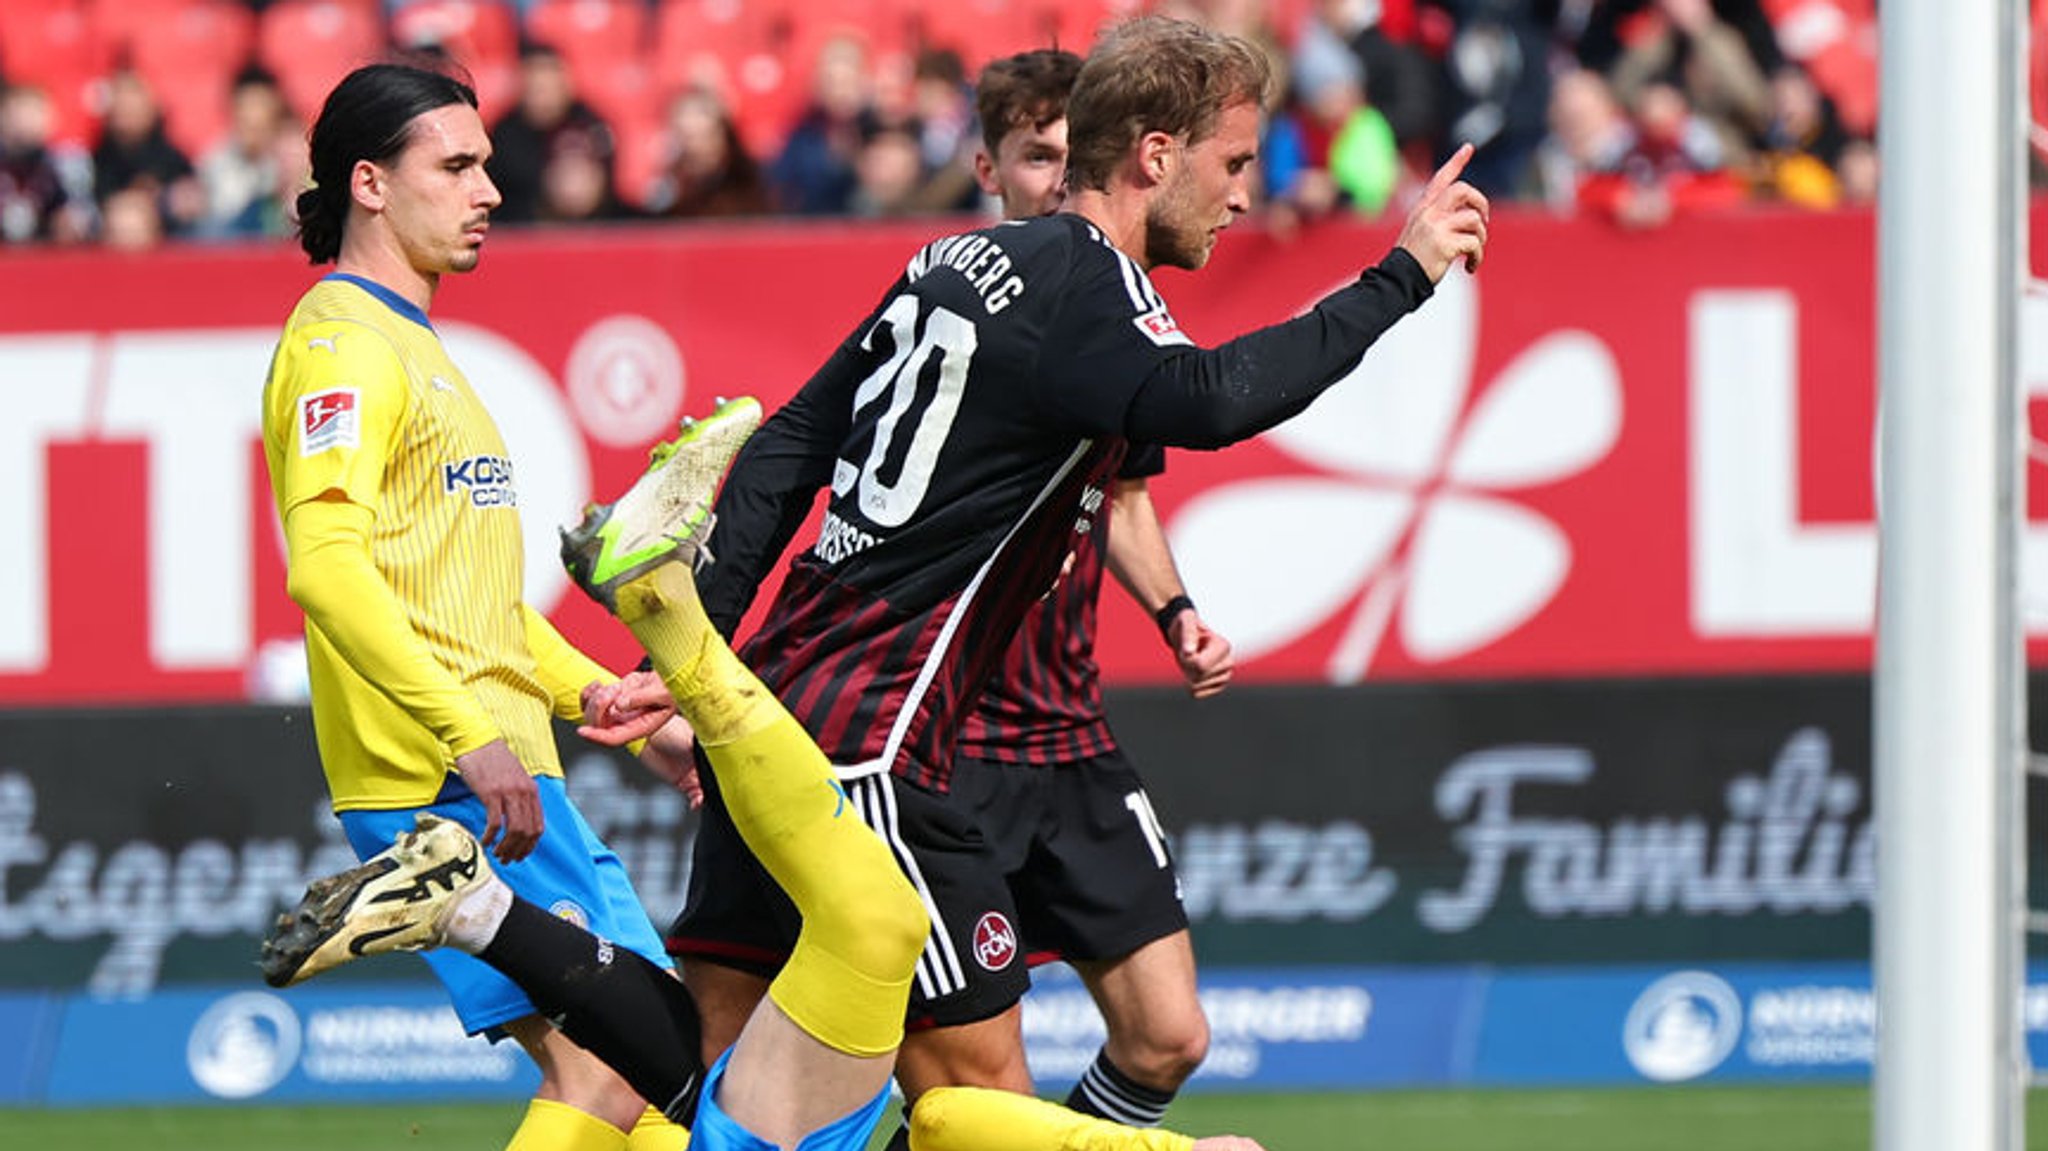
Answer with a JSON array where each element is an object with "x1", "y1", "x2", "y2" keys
[
  {"x1": 525, "y1": 0, "x2": 648, "y2": 75},
  {"x1": 525, "y1": 0, "x2": 654, "y2": 131},
  {"x1": 92, "y1": 0, "x2": 250, "y2": 72},
  {"x1": 0, "y1": 0, "x2": 112, "y2": 148},
  {"x1": 149, "y1": 69, "x2": 234, "y2": 158},
  {"x1": 610, "y1": 103, "x2": 666, "y2": 210},
  {"x1": 901, "y1": 0, "x2": 1037, "y2": 69},
  {"x1": 257, "y1": 0, "x2": 387, "y2": 125},
  {"x1": 391, "y1": 0, "x2": 521, "y2": 119},
  {"x1": 653, "y1": 0, "x2": 775, "y2": 104},
  {"x1": 99, "y1": 0, "x2": 257, "y2": 156},
  {"x1": 1031, "y1": 0, "x2": 1142, "y2": 56}
]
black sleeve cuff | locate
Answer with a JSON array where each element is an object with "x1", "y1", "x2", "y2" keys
[{"x1": 1368, "y1": 246, "x2": 1435, "y2": 308}]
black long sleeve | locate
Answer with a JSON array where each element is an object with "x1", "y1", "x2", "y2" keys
[
  {"x1": 696, "y1": 373, "x2": 851, "y2": 637},
  {"x1": 1120, "y1": 248, "x2": 1434, "y2": 448}
]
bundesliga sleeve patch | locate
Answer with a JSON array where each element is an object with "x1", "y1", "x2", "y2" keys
[
  {"x1": 1133, "y1": 305, "x2": 1193, "y2": 348},
  {"x1": 298, "y1": 388, "x2": 360, "y2": 456}
]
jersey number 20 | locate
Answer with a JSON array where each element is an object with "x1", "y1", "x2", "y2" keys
[{"x1": 835, "y1": 296, "x2": 978, "y2": 529}]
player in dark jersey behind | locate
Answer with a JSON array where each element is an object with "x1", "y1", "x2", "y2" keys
[
  {"x1": 934, "y1": 47, "x2": 1232, "y2": 1135},
  {"x1": 599, "y1": 11, "x2": 1489, "y2": 1124}
]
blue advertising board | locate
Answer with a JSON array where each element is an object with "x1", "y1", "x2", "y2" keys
[
  {"x1": 0, "y1": 992, "x2": 61, "y2": 1104},
  {"x1": 1474, "y1": 961, "x2": 2048, "y2": 1086},
  {"x1": 1023, "y1": 964, "x2": 1485, "y2": 1091},
  {"x1": 42, "y1": 984, "x2": 539, "y2": 1106},
  {"x1": 19, "y1": 961, "x2": 2048, "y2": 1105}
]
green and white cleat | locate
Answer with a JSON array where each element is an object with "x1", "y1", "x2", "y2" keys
[
  {"x1": 259, "y1": 814, "x2": 491, "y2": 988},
  {"x1": 560, "y1": 395, "x2": 762, "y2": 610}
]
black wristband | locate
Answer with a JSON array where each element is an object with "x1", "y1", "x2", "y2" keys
[{"x1": 1153, "y1": 594, "x2": 1196, "y2": 639}]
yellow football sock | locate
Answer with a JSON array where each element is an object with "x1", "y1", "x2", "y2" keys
[
  {"x1": 614, "y1": 564, "x2": 926, "y2": 1057},
  {"x1": 910, "y1": 1088, "x2": 1197, "y2": 1151},
  {"x1": 504, "y1": 1098, "x2": 628, "y2": 1151},
  {"x1": 624, "y1": 1104, "x2": 689, "y2": 1150},
  {"x1": 614, "y1": 564, "x2": 779, "y2": 747}
]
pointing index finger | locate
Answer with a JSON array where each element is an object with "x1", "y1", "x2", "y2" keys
[{"x1": 1423, "y1": 142, "x2": 1475, "y2": 203}]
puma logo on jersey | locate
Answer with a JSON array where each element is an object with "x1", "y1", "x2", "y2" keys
[{"x1": 306, "y1": 334, "x2": 340, "y2": 354}]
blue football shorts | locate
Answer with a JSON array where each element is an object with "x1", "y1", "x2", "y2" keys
[
  {"x1": 338, "y1": 773, "x2": 670, "y2": 1036},
  {"x1": 690, "y1": 1048, "x2": 893, "y2": 1151}
]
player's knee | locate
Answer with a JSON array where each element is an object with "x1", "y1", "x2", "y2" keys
[
  {"x1": 861, "y1": 871, "x2": 930, "y2": 980},
  {"x1": 532, "y1": 1045, "x2": 648, "y2": 1130},
  {"x1": 1119, "y1": 1011, "x2": 1209, "y2": 1089},
  {"x1": 814, "y1": 865, "x2": 927, "y2": 983}
]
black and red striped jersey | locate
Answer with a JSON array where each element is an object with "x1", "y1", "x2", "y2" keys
[
  {"x1": 954, "y1": 444, "x2": 1166, "y2": 765},
  {"x1": 700, "y1": 212, "x2": 1435, "y2": 792}
]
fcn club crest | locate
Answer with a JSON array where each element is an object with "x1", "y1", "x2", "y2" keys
[{"x1": 972, "y1": 911, "x2": 1017, "y2": 972}]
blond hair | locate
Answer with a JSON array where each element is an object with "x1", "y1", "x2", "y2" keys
[{"x1": 1064, "y1": 15, "x2": 1274, "y2": 193}]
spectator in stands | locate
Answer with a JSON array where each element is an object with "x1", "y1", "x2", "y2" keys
[
  {"x1": 1228, "y1": 33, "x2": 1303, "y2": 222},
  {"x1": 538, "y1": 126, "x2": 632, "y2": 223},
  {"x1": 848, "y1": 117, "x2": 926, "y2": 217},
  {"x1": 646, "y1": 88, "x2": 768, "y2": 219},
  {"x1": 1576, "y1": 75, "x2": 1750, "y2": 228},
  {"x1": 1316, "y1": 0, "x2": 1440, "y2": 157},
  {"x1": 1834, "y1": 135, "x2": 1877, "y2": 205},
  {"x1": 1434, "y1": 0, "x2": 1553, "y2": 197},
  {"x1": 100, "y1": 185, "x2": 165, "y2": 251},
  {"x1": 489, "y1": 41, "x2": 618, "y2": 224},
  {"x1": 0, "y1": 83, "x2": 92, "y2": 245},
  {"x1": 902, "y1": 47, "x2": 980, "y2": 213},
  {"x1": 1532, "y1": 67, "x2": 1634, "y2": 213},
  {"x1": 769, "y1": 31, "x2": 873, "y2": 215},
  {"x1": 1289, "y1": 11, "x2": 1401, "y2": 216},
  {"x1": 93, "y1": 68, "x2": 203, "y2": 239},
  {"x1": 1608, "y1": 0, "x2": 1774, "y2": 169},
  {"x1": 1562, "y1": 0, "x2": 1780, "y2": 84},
  {"x1": 196, "y1": 66, "x2": 306, "y2": 239},
  {"x1": 1750, "y1": 62, "x2": 1850, "y2": 209}
]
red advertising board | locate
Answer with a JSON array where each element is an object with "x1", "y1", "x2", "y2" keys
[{"x1": 0, "y1": 207, "x2": 2042, "y2": 703}]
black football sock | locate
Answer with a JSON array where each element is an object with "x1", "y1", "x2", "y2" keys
[
  {"x1": 1064, "y1": 1048, "x2": 1175, "y2": 1127},
  {"x1": 478, "y1": 897, "x2": 707, "y2": 1122}
]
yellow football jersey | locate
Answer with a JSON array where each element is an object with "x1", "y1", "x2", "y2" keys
[{"x1": 262, "y1": 274, "x2": 562, "y2": 810}]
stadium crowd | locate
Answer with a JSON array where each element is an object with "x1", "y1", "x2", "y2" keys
[{"x1": 0, "y1": 0, "x2": 1904, "y2": 250}]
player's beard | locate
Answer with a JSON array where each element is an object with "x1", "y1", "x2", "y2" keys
[{"x1": 1144, "y1": 173, "x2": 1213, "y2": 272}]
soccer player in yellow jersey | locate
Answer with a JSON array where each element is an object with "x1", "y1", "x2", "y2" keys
[{"x1": 259, "y1": 62, "x2": 690, "y2": 1151}]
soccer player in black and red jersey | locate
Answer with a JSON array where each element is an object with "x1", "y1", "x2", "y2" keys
[
  {"x1": 936, "y1": 47, "x2": 1232, "y2": 1134},
  {"x1": 611, "y1": 11, "x2": 1488, "y2": 1129}
]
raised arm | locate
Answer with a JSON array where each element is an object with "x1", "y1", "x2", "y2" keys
[{"x1": 1113, "y1": 146, "x2": 1489, "y2": 449}]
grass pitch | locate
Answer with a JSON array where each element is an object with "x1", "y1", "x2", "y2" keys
[{"x1": 8, "y1": 1085, "x2": 2044, "y2": 1151}]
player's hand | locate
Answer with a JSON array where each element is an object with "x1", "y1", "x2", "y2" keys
[
  {"x1": 1395, "y1": 142, "x2": 1490, "y2": 281},
  {"x1": 1167, "y1": 612, "x2": 1234, "y2": 700},
  {"x1": 577, "y1": 671, "x2": 677, "y2": 747},
  {"x1": 454, "y1": 738, "x2": 543, "y2": 863},
  {"x1": 637, "y1": 714, "x2": 704, "y2": 808},
  {"x1": 1192, "y1": 1138, "x2": 1265, "y2": 1151}
]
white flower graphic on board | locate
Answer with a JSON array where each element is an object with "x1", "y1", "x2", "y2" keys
[{"x1": 1169, "y1": 269, "x2": 1623, "y2": 681}]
